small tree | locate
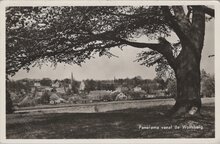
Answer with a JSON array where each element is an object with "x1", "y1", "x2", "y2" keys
[
  {"x1": 201, "y1": 70, "x2": 215, "y2": 97},
  {"x1": 166, "y1": 78, "x2": 177, "y2": 98},
  {"x1": 40, "y1": 91, "x2": 50, "y2": 104},
  {"x1": 153, "y1": 76, "x2": 167, "y2": 90}
]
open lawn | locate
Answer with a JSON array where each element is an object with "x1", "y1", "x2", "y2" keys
[{"x1": 6, "y1": 103, "x2": 214, "y2": 139}]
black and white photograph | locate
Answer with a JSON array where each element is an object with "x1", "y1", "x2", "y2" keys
[{"x1": 0, "y1": 0, "x2": 219, "y2": 143}]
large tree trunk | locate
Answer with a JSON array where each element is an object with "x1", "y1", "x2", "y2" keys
[
  {"x1": 165, "y1": 6, "x2": 206, "y2": 117},
  {"x1": 169, "y1": 43, "x2": 202, "y2": 117}
]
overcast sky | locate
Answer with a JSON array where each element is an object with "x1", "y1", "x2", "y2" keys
[{"x1": 11, "y1": 19, "x2": 214, "y2": 81}]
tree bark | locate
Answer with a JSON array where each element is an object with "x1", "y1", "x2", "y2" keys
[
  {"x1": 168, "y1": 43, "x2": 202, "y2": 117},
  {"x1": 163, "y1": 6, "x2": 206, "y2": 117}
]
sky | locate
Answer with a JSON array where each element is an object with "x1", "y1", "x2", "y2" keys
[{"x1": 11, "y1": 19, "x2": 214, "y2": 81}]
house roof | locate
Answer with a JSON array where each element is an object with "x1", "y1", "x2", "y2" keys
[
  {"x1": 50, "y1": 93, "x2": 60, "y2": 100},
  {"x1": 53, "y1": 80, "x2": 60, "y2": 84},
  {"x1": 116, "y1": 92, "x2": 127, "y2": 97}
]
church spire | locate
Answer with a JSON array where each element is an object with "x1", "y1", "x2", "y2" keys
[{"x1": 71, "y1": 72, "x2": 74, "y2": 84}]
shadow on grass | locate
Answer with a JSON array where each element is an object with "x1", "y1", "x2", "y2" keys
[{"x1": 6, "y1": 104, "x2": 214, "y2": 139}]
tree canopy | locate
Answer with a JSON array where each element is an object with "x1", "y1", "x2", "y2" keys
[{"x1": 6, "y1": 6, "x2": 213, "y2": 77}]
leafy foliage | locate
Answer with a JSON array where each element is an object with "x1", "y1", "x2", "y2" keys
[
  {"x1": 6, "y1": 6, "x2": 171, "y2": 76},
  {"x1": 7, "y1": 79, "x2": 31, "y2": 93},
  {"x1": 166, "y1": 78, "x2": 177, "y2": 98},
  {"x1": 135, "y1": 41, "x2": 179, "y2": 79},
  {"x1": 40, "y1": 78, "x2": 52, "y2": 86}
]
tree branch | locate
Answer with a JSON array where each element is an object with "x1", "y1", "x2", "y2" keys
[
  {"x1": 201, "y1": 6, "x2": 214, "y2": 17},
  {"x1": 208, "y1": 54, "x2": 214, "y2": 58},
  {"x1": 172, "y1": 6, "x2": 186, "y2": 19},
  {"x1": 191, "y1": 6, "x2": 206, "y2": 51},
  {"x1": 186, "y1": 6, "x2": 193, "y2": 20},
  {"x1": 118, "y1": 38, "x2": 162, "y2": 49},
  {"x1": 161, "y1": 6, "x2": 189, "y2": 42},
  {"x1": 171, "y1": 6, "x2": 192, "y2": 35},
  {"x1": 117, "y1": 37, "x2": 177, "y2": 69}
]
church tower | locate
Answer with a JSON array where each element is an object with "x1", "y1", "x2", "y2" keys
[
  {"x1": 71, "y1": 72, "x2": 74, "y2": 85},
  {"x1": 69, "y1": 72, "x2": 74, "y2": 90}
]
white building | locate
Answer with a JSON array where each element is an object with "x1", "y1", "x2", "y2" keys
[
  {"x1": 79, "y1": 81, "x2": 85, "y2": 91},
  {"x1": 52, "y1": 81, "x2": 60, "y2": 88},
  {"x1": 34, "y1": 82, "x2": 41, "y2": 87},
  {"x1": 56, "y1": 87, "x2": 66, "y2": 94},
  {"x1": 134, "y1": 86, "x2": 142, "y2": 92}
]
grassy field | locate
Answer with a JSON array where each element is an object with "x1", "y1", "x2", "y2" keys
[{"x1": 6, "y1": 103, "x2": 214, "y2": 139}]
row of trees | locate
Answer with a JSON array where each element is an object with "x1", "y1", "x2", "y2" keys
[{"x1": 7, "y1": 80, "x2": 31, "y2": 93}]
